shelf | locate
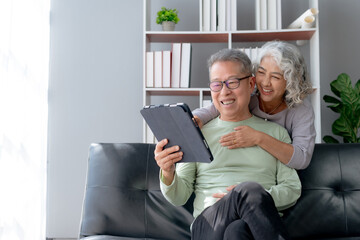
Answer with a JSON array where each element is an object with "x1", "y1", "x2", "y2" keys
[
  {"x1": 146, "y1": 32, "x2": 228, "y2": 43},
  {"x1": 146, "y1": 88, "x2": 211, "y2": 96},
  {"x1": 145, "y1": 29, "x2": 316, "y2": 43},
  {"x1": 231, "y1": 29, "x2": 316, "y2": 42},
  {"x1": 143, "y1": 0, "x2": 321, "y2": 143}
]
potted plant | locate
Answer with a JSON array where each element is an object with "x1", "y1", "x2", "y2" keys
[
  {"x1": 323, "y1": 73, "x2": 360, "y2": 143},
  {"x1": 156, "y1": 7, "x2": 179, "y2": 31}
]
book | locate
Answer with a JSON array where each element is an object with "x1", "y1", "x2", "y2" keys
[
  {"x1": 251, "y1": 47, "x2": 258, "y2": 62},
  {"x1": 267, "y1": 0, "x2": 277, "y2": 30},
  {"x1": 162, "y1": 50, "x2": 171, "y2": 88},
  {"x1": 171, "y1": 43, "x2": 181, "y2": 88},
  {"x1": 146, "y1": 51, "x2": 154, "y2": 88},
  {"x1": 218, "y1": 0, "x2": 226, "y2": 31},
  {"x1": 203, "y1": 0, "x2": 210, "y2": 31},
  {"x1": 210, "y1": 0, "x2": 217, "y2": 31},
  {"x1": 226, "y1": 0, "x2": 231, "y2": 31},
  {"x1": 180, "y1": 43, "x2": 192, "y2": 88},
  {"x1": 230, "y1": 0, "x2": 237, "y2": 31},
  {"x1": 276, "y1": 0, "x2": 282, "y2": 29},
  {"x1": 154, "y1": 51, "x2": 162, "y2": 88},
  {"x1": 260, "y1": 0, "x2": 267, "y2": 30},
  {"x1": 244, "y1": 48, "x2": 251, "y2": 60},
  {"x1": 255, "y1": 0, "x2": 261, "y2": 30}
]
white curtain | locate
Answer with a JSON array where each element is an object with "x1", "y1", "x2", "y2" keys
[{"x1": 0, "y1": 0, "x2": 49, "y2": 239}]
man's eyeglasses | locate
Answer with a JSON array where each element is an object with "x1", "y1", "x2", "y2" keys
[{"x1": 209, "y1": 75, "x2": 252, "y2": 92}]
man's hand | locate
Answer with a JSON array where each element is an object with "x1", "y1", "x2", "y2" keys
[
  {"x1": 212, "y1": 185, "x2": 237, "y2": 200},
  {"x1": 154, "y1": 139, "x2": 183, "y2": 185},
  {"x1": 219, "y1": 126, "x2": 260, "y2": 149}
]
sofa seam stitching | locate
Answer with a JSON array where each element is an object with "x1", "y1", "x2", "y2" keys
[{"x1": 338, "y1": 145, "x2": 348, "y2": 235}]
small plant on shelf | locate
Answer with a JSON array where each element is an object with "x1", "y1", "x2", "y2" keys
[
  {"x1": 156, "y1": 7, "x2": 179, "y2": 31},
  {"x1": 323, "y1": 73, "x2": 360, "y2": 143}
]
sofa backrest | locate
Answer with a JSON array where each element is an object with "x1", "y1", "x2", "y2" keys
[
  {"x1": 79, "y1": 143, "x2": 194, "y2": 239},
  {"x1": 283, "y1": 143, "x2": 360, "y2": 239},
  {"x1": 79, "y1": 143, "x2": 360, "y2": 240}
]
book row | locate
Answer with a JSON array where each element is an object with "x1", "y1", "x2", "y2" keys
[
  {"x1": 240, "y1": 47, "x2": 259, "y2": 63},
  {"x1": 146, "y1": 43, "x2": 192, "y2": 88},
  {"x1": 201, "y1": 0, "x2": 282, "y2": 32},
  {"x1": 201, "y1": 0, "x2": 318, "y2": 33},
  {"x1": 145, "y1": 45, "x2": 260, "y2": 89},
  {"x1": 201, "y1": 0, "x2": 237, "y2": 31},
  {"x1": 255, "y1": 0, "x2": 282, "y2": 30}
]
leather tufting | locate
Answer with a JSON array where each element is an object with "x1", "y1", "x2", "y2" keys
[
  {"x1": 79, "y1": 143, "x2": 360, "y2": 240},
  {"x1": 79, "y1": 143, "x2": 193, "y2": 240},
  {"x1": 283, "y1": 144, "x2": 360, "y2": 240}
]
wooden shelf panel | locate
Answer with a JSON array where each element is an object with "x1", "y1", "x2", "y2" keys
[
  {"x1": 146, "y1": 88, "x2": 211, "y2": 96},
  {"x1": 146, "y1": 32, "x2": 228, "y2": 43},
  {"x1": 232, "y1": 29, "x2": 316, "y2": 42},
  {"x1": 146, "y1": 29, "x2": 316, "y2": 43}
]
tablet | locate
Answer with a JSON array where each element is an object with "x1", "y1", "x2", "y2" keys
[{"x1": 140, "y1": 103, "x2": 213, "y2": 163}]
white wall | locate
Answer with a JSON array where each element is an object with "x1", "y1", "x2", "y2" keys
[
  {"x1": 47, "y1": 0, "x2": 360, "y2": 238},
  {"x1": 319, "y1": 0, "x2": 360, "y2": 141},
  {"x1": 47, "y1": 0, "x2": 143, "y2": 238}
]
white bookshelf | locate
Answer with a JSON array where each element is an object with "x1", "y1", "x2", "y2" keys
[{"x1": 143, "y1": 0, "x2": 321, "y2": 143}]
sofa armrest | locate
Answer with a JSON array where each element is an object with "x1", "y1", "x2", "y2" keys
[{"x1": 79, "y1": 143, "x2": 194, "y2": 240}]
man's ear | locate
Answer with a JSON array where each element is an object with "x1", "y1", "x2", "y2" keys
[{"x1": 249, "y1": 76, "x2": 256, "y2": 91}]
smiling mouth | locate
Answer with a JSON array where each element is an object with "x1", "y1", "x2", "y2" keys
[
  {"x1": 261, "y1": 87, "x2": 273, "y2": 93},
  {"x1": 221, "y1": 100, "x2": 235, "y2": 105}
]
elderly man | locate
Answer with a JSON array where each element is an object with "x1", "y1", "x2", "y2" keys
[{"x1": 154, "y1": 48, "x2": 301, "y2": 240}]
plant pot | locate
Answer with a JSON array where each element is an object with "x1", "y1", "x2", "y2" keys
[{"x1": 162, "y1": 21, "x2": 176, "y2": 31}]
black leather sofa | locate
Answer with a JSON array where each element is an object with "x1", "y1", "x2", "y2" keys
[{"x1": 79, "y1": 143, "x2": 360, "y2": 240}]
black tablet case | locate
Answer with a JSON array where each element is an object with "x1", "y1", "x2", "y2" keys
[{"x1": 140, "y1": 103, "x2": 213, "y2": 163}]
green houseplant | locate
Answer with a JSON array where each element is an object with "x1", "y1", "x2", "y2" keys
[
  {"x1": 323, "y1": 73, "x2": 360, "y2": 143},
  {"x1": 156, "y1": 7, "x2": 179, "y2": 31}
]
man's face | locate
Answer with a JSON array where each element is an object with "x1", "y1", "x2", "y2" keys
[{"x1": 210, "y1": 61, "x2": 255, "y2": 122}]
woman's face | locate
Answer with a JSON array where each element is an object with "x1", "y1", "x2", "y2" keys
[{"x1": 255, "y1": 56, "x2": 287, "y2": 104}]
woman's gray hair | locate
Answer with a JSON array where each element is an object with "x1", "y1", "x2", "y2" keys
[
  {"x1": 253, "y1": 41, "x2": 313, "y2": 108},
  {"x1": 208, "y1": 48, "x2": 252, "y2": 76}
]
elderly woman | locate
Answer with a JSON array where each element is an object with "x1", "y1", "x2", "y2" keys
[{"x1": 193, "y1": 40, "x2": 315, "y2": 169}]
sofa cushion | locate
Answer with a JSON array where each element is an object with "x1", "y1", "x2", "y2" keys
[
  {"x1": 79, "y1": 143, "x2": 194, "y2": 240},
  {"x1": 283, "y1": 143, "x2": 360, "y2": 239}
]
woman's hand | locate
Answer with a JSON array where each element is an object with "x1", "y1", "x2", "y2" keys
[
  {"x1": 154, "y1": 139, "x2": 183, "y2": 185},
  {"x1": 219, "y1": 126, "x2": 260, "y2": 149},
  {"x1": 193, "y1": 116, "x2": 204, "y2": 129},
  {"x1": 221, "y1": 125, "x2": 294, "y2": 165}
]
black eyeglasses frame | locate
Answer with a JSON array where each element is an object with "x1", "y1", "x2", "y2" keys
[{"x1": 209, "y1": 75, "x2": 252, "y2": 92}]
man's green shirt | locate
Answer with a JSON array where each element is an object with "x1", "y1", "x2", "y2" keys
[{"x1": 161, "y1": 115, "x2": 301, "y2": 219}]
